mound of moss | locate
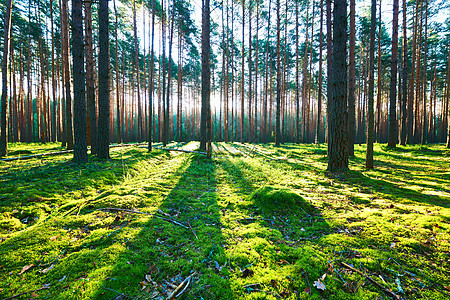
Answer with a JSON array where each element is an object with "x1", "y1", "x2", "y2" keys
[{"x1": 250, "y1": 185, "x2": 313, "y2": 213}]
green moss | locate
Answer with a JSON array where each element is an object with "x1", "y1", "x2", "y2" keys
[
  {"x1": 0, "y1": 142, "x2": 449, "y2": 299},
  {"x1": 251, "y1": 185, "x2": 314, "y2": 213}
]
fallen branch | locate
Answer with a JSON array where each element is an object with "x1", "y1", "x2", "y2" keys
[
  {"x1": 340, "y1": 262, "x2": 400, "y2": 299},
  {"x1": 167, "y1": 272, "x2": 197, "y2": 300},
  {"x1": 3, "y1": 284, "x2": 50, "y2": 300}
]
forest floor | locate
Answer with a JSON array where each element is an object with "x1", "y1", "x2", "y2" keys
[{"x1": 0, "y1": 142, "x2": 449, "y2": 300}]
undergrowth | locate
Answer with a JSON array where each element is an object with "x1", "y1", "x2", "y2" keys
[{"x1": 0, "y1": 142, "x2": 449, "y2": 299}]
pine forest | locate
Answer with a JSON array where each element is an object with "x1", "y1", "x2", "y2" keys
[{"x1": 0, "y1": 0, "x2": 449, "y2": 299}]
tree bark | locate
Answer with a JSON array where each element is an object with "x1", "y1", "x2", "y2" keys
[
  {"x1": 72, "y1": 0, "x2": 88, "y2": 163},
  {"x1": 200, "y1": 0, "x2": 212, "y2": 156},
  {"x1": 62, "y1": 0, "x2": 73, "y2": 149},
  {"x1": 400, "y1": 0, "x2": 408, "y2": 145},
  {"x1": 387, "y1": 0, "x2": 399, "y2": 148},
  {"x1": 327, "y1": 0, "x2": 348, "y2": 172},
  {"x1": 348, "y1": 0, "x2": 356, "y2": 155},
  {"x1": 85, "y1": 1, "x2": 97, "y2": 154},
  {"x1": 275, "y1": 0, "x2": 281, "y2": 146},
  {"x1": 366, "y1": 0, "x2": 376, "y2": 169},
  {"x1": 0, "y1": 0, "x2": 13, "y2": 156},
  {"x1": 97, "y1": 0, "x2": 110, "y2": 159}
]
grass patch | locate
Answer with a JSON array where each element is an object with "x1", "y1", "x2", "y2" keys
[{"x1": 0, "y1": 142, "x2": 449, "y2": 299}]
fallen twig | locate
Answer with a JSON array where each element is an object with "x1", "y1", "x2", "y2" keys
[
  {"x1": 166, "y1": 272, "x2": 197, "y2": 300},
  {"x1": 3, "y1": 284, "x2": 50, "y2": 300},
  {"x1": 340, "y1": 262, "x2": 400, "y2": 299},
  {"x1": 188, "y1": 220, "x2": 198, "y2": 240}
]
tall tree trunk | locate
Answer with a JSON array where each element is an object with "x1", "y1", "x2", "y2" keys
[
  {"x1": 114, "y1": 0, "x2": 121, "y2": 143},
  {"x1": 348, "y1": 0, "x2": 356, "y2": 154},
  {"x1": 72, "y1": 0, "x2": 87, "y2": 163},
  {"x1": 97, "y1": 0, "x2": 110, "y2": 159},
  {"x1": 248, "y1": 1, "x2": 252, "y2": 142},
  {"x1": 0, "y1": 0, "x2": 13, "y2": 156},
  {"x1": 50, "y1": 0, "x2": 57, "y2": 142},
  {"x1": 86, "y1": 1, "x2": 97, "y2": 154},
  {"x1": 295, "y1": 0, "x2": 300, "y2": 144},
  {"x1": 62, "y1": 0, "x2": 73, "y2": 149},
  {"x1": 254, "y1": 1, "x2": 259, "y2": 142},
  {"x1": 366, "y1": 0, "x2": 376, "y2": 169},
  {"x1": 421, "y1": 0, "x2": 428, "y2": 145},
  {"x1": 376, "y1": 0, "x2": 382, "y2": 142},
  {"x1": 263, "y1": 0, "x2": 271, "y2": 143},
  {"x1": 400, "y1": 0, "x2": 408, "y2": 145},
  {"x1": 148, "y1": 0, "x2": 156, "y2": 150},
  {"x1": 327, "y1": 0, "x2": 348, "y2": 171},
  {"x1": 387, "y1": 0, "x2": 399, "y2": 148},
  {"x1": 326, "y1": 0, "x2": 332, "y2": 145},
  {"x1": 165, "y1": 0, "x2": 175, "y2": 146},
  {"x1": 316, "y1": 0, "x2": 324, "y2": 145},
  {"x1": 133, "y1": 0, "x2": 142, "y2": 142},
  {"x1": 240, "y1": 0, "x2": 245, "y2": 143},
  {"x1": 200, "y1": 0, "x2": 211, "y2": 156},
  {"x1": 275, "y1": 0, "x2": 281, "y2": 146}
]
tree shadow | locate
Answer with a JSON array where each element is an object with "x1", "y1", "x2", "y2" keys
[{"x1": 85, "y1": 153, "x2": 231, "y2": 299}]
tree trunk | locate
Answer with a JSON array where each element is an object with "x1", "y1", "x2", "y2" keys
[
  {"x1": 400, "y1": 0, "x2": 408, "y2": 145},
  {"x1": 61, "y1": 0, "x2": 73, "y2": 149},
  {"x1": 85, "y1": 1, "x2": 97, "y2": 154},
  {"x1": 366, "y1": 0, "x2": 376, "y2": 169},
  {"x1": 0, "y1": 0, "x2": 13, "y2": 156},
  {"x1": 295, "y1": 0, "x2": 300, "y2": 144},
  {"x1": 316, "y1": 0, "x2": 324, "y2": 145},
  {"x1": 72, "y1": 0, "x2": 87, "y2": 163},
  {"x1": 387, "y1": 0, "x2": 399, "y2": 148},
  {"x1": 421, "y1": 0, "x2": 428, "y2": 145},
  {"x1": 200, "y1": 0, "x2": 211, "y2": 156},
  {"x1": 348, "y1": 0, "x2": 356, "y2": 154},
  {"x1": 240, "y1": 0, "x2": 245, "y2": 143},
  {"x1": 376, "y1": 0, "x2": 382, "y2": 142},
  {"x1": 275, "y1": 0, "x2": 281, "y2": 146},
  {"x1": 97, "y1": 0, "x2": 110, "y2": 159},
  {"x1": 327, "y1": 0, "x2": 348, "y2": 172}
]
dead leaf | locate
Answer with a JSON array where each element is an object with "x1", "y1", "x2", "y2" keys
[
  {"x1": 19, "y1": 264, "x2": 34, "y2": 274},
  {"x1": 30, "y1": 292, "x2": 38, "y2": 298},
  {"x1": 49, "y1": 236, "x2": 59, "y2": 241},
  {"x1": 303, "y1": 287, "x2": 311, "y2": 294},
  {"x1": 313, "y1": 280, "x2": 326, "y2": 291},
  {"x1": 145, "y1": 274, "x2": 152, "y2": 282}
]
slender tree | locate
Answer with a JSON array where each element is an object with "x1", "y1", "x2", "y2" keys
[
  {"x1": 316, "y1": 0, "x2": 323, "y2": 144},
  {"x1": 275, "y1": 0, "x2": 282, "y2": 146},
  {"x1": 400, "y1": 0, "x2": 408, "y2": 145},
  {"x1": 348, "y1": 0, "x2": 356, "y2": 155},
  {"x1": 97, "y1": 0, "x2": 110, "y2": 159},
  {"x1": 366, "y1": 0, "x2": 376, "y2": 168},
  {"x1": 72, "y1": 0, "x2": 87, "y2": 163},
  {"x1": 387, "y1": 0, "x2": 399, "y2": 147},
  {"x1": 62, "y1": 0, "x2": 73, "y2": 149},
  {"x1": 200, "y1": 0, "x2": 211, "y2": 156},
  {"x1": 85, "y1": 0, "x2": 97, "y2": 154},
  {"x1": 0, "y1": 0, "x2": 13, "y2": 157}
]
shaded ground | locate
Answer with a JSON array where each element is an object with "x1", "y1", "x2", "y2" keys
[{"x1": 0, "y1": 142, "x2": 449, "y2": 299}]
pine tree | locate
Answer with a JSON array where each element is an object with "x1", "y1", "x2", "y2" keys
[{"x1": 97, "y1": 0, "x2": 110, "y2": 159}]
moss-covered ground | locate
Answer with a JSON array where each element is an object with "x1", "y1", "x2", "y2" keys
[{"x1": 0, "y1": 142, "x2": 449, "y2": 299}]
